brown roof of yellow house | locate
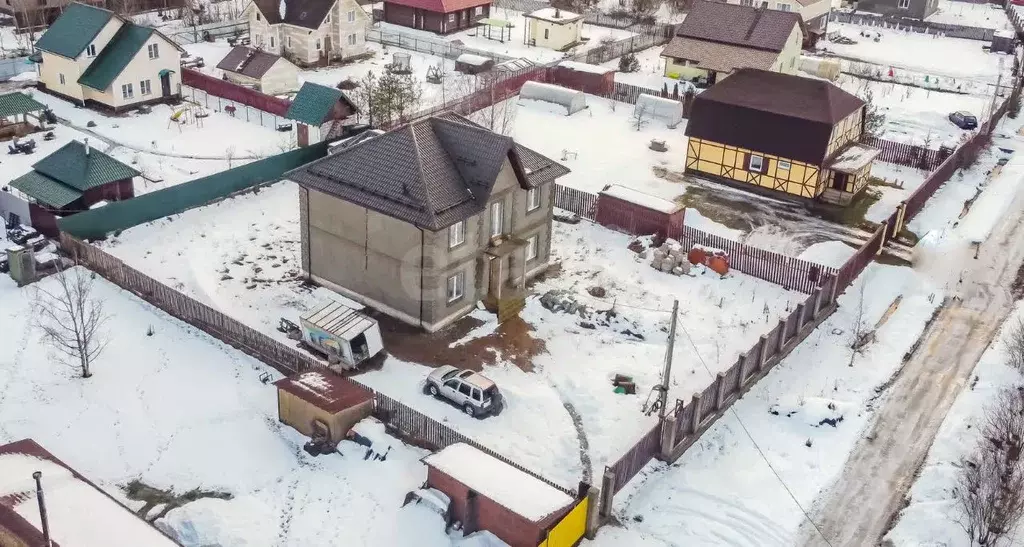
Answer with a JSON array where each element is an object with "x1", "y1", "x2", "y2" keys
[{"x1": 660, "y1": 37, "x2": 780, "y2": 73}]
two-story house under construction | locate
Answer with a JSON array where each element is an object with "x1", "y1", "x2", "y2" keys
[
  {"x1": 34, "y1": 2, "x2": 184, "y2": 112},
  {"x1": 287, "y1": 113, "x2": 570, "y2": 332},
  {"x1": 246, "y1": 0, "x2": 371, "y2": 67},
  {"x1": 684, "y1": 68, "x2": 879, "y2": 205}
]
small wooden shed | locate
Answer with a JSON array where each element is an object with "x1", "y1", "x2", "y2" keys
[
  {"x1": 550, "y1": 61, "x2": 614, "y2": 96},
  {"x1": 215, "y1": 46, "x2": 300, "y2": 95},
  {"x1": 423, "y1": 443, "x2": 575, "y2": 547},
  {"x1": 455, "y1": 53, "x2": 495, "y2": 74},
  {"x1": 596, "y1": 184, "x2": 685, "y2": 238},
  {"x1": 274, "y1": 371, "x2": 373, "y2": 443}
]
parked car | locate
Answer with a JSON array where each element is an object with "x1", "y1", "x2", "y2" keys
[
  {"x1": 949, "y1": 111, "x2": 978, "y2": 130},
  {"x1": 424, "y1": 366, "x2": 504, "y2": 418}
]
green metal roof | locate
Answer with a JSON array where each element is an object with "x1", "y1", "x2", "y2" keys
[
  {"x1": 32, "y1": 140, "x2": 140, "y2": 192},
  {"x1": 78, "y1": 24, "x2": 155, "y2": 91},
  {"x1": 0, "y1": 92, "x2": 45, "y2": 118},
  {"x1": 34, "y1": 3, "x2": 116, "y2": 59},
  {"x1": 10, "y1": 171, "x2": 83, "y2": 208},
  {"x1": 286, "y1": 82, "x2": 343, "y2": 126}
]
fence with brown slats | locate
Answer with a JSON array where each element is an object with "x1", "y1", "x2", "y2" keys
[
  {"x1": 181, "y1": 68, "x2": 293, "y2": 117},
  {"x1": 861, "y1": 136, "x2": 948, "y2": 171},
  {"x1": 606, "y1": 422, "x2": 662, "y2": 493},
  {"x1": 553, "y1": 184, "x2": 599, "y2": 220}
]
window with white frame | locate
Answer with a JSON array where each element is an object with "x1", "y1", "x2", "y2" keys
[
  {"x1": 777, "y1": 2, "x2": 790, "y2": 10},
  {"x1": 544, "y1": 28, "x2": 549, "y2": 39},
  {"x1": 270, "y1": 35, "x2": 275, "y2": 48},
  {"x1": 527, "y1": 187, "x2": 540, "y2": 212},
  {"x1": 254, "y1": 33, "x2": 262, "y2": 46},
  {"x1": 85, "y1": 44, "x2": 96, "y2": 57},
  {"x1": 526, "y1": 235, "x2": 538, "y2": 261},
  {"x1": 897, "y1": 0, "x2": 909, "y2": 7},
  {"x1": 147, "y1": 43, "x2": 159, "y2": 59},
  {"x1": 348, "y1": 33, "x2": 357, "y2": 45},
  {"x1": 287, "y1": 36, "x2": 292, "y2": 47},
  {"x1": 348, "y1": 9, "x2": 355, "y2": 21},
  {"x1": 316, "y1": 38, "x2": 322, "y2": 50},
  {"x1": 448, "y1": 221, "x2": 465, "y2": 248},
  {"x1": 256, "y1": 11, "x2": 261, "y2": 20},
  {"x1": 740, "y1": 0, "x2": 753, "y2": 5},
  {"x1": 140, "y1": 79, "x2": 152, "y2": 95},
  {"x1": 448, "y1": 13, "x2": 455, "y2": 22},
  {"x1": 490, "y1": 201, "x2": 503, "y2": 237},
  {"x1": 749, "y1": 154, "x2": 764, "y2": 172},
  {"x1": 474, "y1": 5, "x2": 482, "y2": 14},
  {"x1": 778, "y1": 160, "x2": 792, "y2": 171},
  {"x1": 121, "y1": 83, "x2": 134, "y2": 99},
  {"x1": 447, "y1": 271, "x2": 465, "y2": 302},
  {"x1": 58, "y1": 73, "x2": 65, "y2": 85}
]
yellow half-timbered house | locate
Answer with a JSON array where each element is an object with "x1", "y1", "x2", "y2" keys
[{"x1": 684, "y1": 68, "x2": 879, "y2": 205}]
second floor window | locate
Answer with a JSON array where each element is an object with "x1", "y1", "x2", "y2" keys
[
  {"x1": 448, "y1": 221, "x2": 465, "y2": 248},
  {"x1": 256, "y1": 11, "x2": 260, "y2": 20},
  {"x1": 490, "y1": 201, "x2": 503, "y2": 237},
  {"x1": 348, "y1": 9, "x2": 356, "y2": 22},
  {"x1": 898, "y1": 0, "x2": 910, "y2": 7},
  {"x1": 86, "y1": 44, "x2": 96, "y2": 57},
  {"x1": 777, "y1": 2, "x2": 790, "y2": 10},
  {"x1": 527, "y1": 187, "x2": 540, "y2": 212},
  {"x1": 148, "y1": 43, "x2": 159, "y2": 59}
]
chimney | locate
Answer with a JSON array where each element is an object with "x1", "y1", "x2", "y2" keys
[
  {"x1": 554, "y1": 7, "x2": 561, "y2": 17},
  {"x1": 33, "y1": 471, "x2": 52, "y2": 547},
  {"x1": 84, "y1": 137, "x2": 89, "y2": 156}
]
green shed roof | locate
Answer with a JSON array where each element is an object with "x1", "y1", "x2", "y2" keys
[
  {"x1": 34, "y1": 3, "x2": 116, "y2": 59},
  {"x1": 78, "y1": 24, "x2": 155, "y2": 91},
  {"x1": 32, "y1": 140, "x2": 140, "y2": 192},
  {"x1": 10, "y1": 171, "x2": 83, "y2": 208},
  {"x1": 286, "y1": 82, "x2": 343, "y2": 126},
  {"x1": 0, "y1": 92, "x2": 45, "y2": 118}
]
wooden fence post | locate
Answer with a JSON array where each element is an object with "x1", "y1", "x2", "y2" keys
[
  {"x1": 690, "y1": 393, "x2": 702, "y2": 432},
  {"x1": 714, "y1": 372, "x2": 727, "y2": 410},
  {"x1": 735, "y1": 355, "x2": 745, "y2": 390},
  {"x1": 599, "y1": 469, "x2": 616, "y2": 518},
  {"x1": 813, "y1": 288, "x2": 824, "y2": 316},
  {"x1": 778, "y1": 318, "x2": 788, "y2": 349},
  {"x1": 758, "y1": 334, "x2": 769, "y2": 370},
  {"x1": 584, "y1": 486, "x2": 602, "y2": 539},
  {"x1": 660, "y1": 413, "x2": 678, "y2": 460},
  {"x1": 796, "y1": 303, "x2": 806, "y2": 329}
]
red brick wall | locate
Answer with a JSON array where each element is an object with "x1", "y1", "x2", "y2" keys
[{"x1": 426, "y1": 466, "x2": 546, "y2": 547}]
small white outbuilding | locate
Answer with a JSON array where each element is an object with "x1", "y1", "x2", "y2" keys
[
  {"x1": 634, "y1": 93, "x2": 683, "y2": 128},
  {"x1": 518, "y1": 81, "x2": 587, "y2": 115}
]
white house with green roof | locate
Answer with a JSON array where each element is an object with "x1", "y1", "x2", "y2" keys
[{"x1": 34, "y1": 2, "x2": 184, "y2": 112}]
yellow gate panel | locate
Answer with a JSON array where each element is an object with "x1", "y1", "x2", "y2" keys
[{"x1": 539, "y1": 497, "x2": 588, "y2": 547}]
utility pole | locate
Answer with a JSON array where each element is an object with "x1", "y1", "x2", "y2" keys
[
  {"x1": 987, "y1": 57, "x2": 1005, "y2": 137},
  {"x1": 658, "y1": 299, "x2": 679, "y2": 420}
]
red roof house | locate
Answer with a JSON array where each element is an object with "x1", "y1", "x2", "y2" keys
[{"x1": 382, "y1": 0, "x2": 491, "y2": 34}]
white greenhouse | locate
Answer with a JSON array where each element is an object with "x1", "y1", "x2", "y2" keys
[
  {"x1": 634, "y1": 94, "x2": 684, "y2": 128},
  {"x1": 519, "y1": 81, "x2": 587, "y2": 115}
]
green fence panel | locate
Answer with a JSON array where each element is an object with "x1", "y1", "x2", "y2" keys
[{"x1": 58, "y1": 143, "x2": 327, "y2": 240}]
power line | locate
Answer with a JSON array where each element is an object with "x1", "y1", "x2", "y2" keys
[{"x1": 676, "y1": 320, "x2": 836, "y2": 547}]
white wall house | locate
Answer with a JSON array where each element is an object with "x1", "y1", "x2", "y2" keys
[
  {"x1": 245, "y1": 0, "x2": 370, "y2": 67},
  {"x1": 215, "y1": 46, "x2": 300, "y2": 95},
  {"x1": 523, "y1": 8, "x2": 583, "y2": 51},
  {"x1": 34, "y1": 2, "x2": 183, "y2": 112}
]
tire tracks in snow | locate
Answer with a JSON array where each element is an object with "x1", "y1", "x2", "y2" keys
[
  {"x1": 56, "y1": 118, "x2": 263, "y2": 161},
  {"x1": 541, "y1": 377, "x2": 593, "y2": 485}
]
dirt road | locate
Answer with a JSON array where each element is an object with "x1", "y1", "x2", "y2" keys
[{"x1": 799, "y1": 168, "x2": 1024, "y2": 546}]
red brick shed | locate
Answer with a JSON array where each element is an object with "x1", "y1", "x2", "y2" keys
[
  {"x1": 550, "y1": 61, "x2": 614, "y2": 96},
  {"x1": 423, "y1": 443, "x2": 575, "y2": 547},
  {"x1": 596, "y1": 184, "x2": 685, "y2": 238}
]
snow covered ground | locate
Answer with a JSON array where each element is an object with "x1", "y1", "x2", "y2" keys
[
  {"x1": 377, "y1": 9, "x2": 636, "y2": 65},
  {"x1": 884, "y1": 301, "x2": 1024, "y2": 547},
  {"x1": 925, "y1": 0, "x2": 1014, "y2": 30},
  {"x1": 600, "y1": 45, "x2": 682, "y2": 92},
  {"x1": 96, "y1": 175, "x2": 804, "y2": 483},
  {"x1": 864, "y1": 162, "x2": 929, "y2": 224},
  {"x1": 0, "y1": 267, "x2": 456, "y2": 547}
]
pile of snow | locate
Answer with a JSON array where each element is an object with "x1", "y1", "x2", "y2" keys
[{"x1": 797, "y1": 241, "x2": 856, "y2": 269}]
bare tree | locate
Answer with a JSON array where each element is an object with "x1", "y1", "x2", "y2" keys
[
  {"x1": 955, "y1": 388, "x2": 1024, "y2": 546},
  {"x1": 1004, "y1": 319, "x2": 1024, "y2": 373},
  {"x1": 632, "y1": 102, "x2": 648, "y2": 131},
  {"x1": 33, "y1": 266, "x2": 110, "y2": 378},
  {"x1": 470, "y1": 77, "x2": 517, "y2": 136}
]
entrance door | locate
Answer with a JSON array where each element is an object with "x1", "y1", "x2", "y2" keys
[
  {"x1": 832, "y1": 172, "x2": 848, "y2": 191},
  {"x1": 160, "y1": 72, "x2": 171, "y2": 97},
  {"x1": 323, "y1": 35, "x2": 332, "y2": 63}
]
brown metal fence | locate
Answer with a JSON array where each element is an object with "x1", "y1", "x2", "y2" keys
[
  {"x1": 606, "y1": 422, "x2": 661, "y2": 493},
  {"x1": 553, "y1": 184, "x2": 599, "y2": 219},
  {"x1": 181, "y1": 68, "x2": 293, "y2": 117},
  {"x1": 861, "y1": 136, "x2": 948, "y2": 171}
]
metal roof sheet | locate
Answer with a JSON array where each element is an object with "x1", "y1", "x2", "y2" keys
[
  {"x1": 301, "y1": 300, "x2": 377, "y2": 341},
  {"x1": 78, "y1": 24, "x2": 156, "y2": 91},
  {"x1": 32, "y1": 140, "x2": 140, "y2": 192},
  {"x1": 9, "y1": 171, "x2": 83, "y2": 208},
  {"x1": 286, "y1": 82, "x2": 344, "y2": 126},
  {"x1": 34, "y1": 2, "x2": 116, "y2": 59},
  {"x1": 0, "y1": 92, "x2": 46, "y2": 119}
]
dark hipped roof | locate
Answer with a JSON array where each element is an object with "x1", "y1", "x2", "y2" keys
[
  {"x1": 34, "y1": 2, "x2": 116, "y2": 59},
  {"x1": 685, "y1": 69, "x2": 865, "y2": 165},
  {"x1": 676, "y1": 1, "x2": 801, "y2": 52},
  {"x1": 216, "y1": 46, "x2": 284, "y2": 78},
  {"x1": 288, "y1": 113, "x2": 568, "y2": 231},
  {"x1": 78, "y1": 24, "x2": 155, "y2": 91},
  {"x1": 252, "y1": 0, "x2": 336, "y2": 29}
]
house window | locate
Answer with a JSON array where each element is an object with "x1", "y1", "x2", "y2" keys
[
  {"x1": 740, "y1": 0, "x2": 753, "y2": 5},
  {"x1": 447, "y1": 271, "x2": 465, "y2": 302},
  {"x1": 348, "y1": 33, "x2": 357, "y2": 45},
  {"x1": 448, "y1": 13, "x2": 455, "y2": 22},
  {"x1": 348, "y1": 9, "x2": 355, "y2": 22},
  {"x1": 270, "y1": 35, "x2": 276, "y2": 48},
  {"x1": 448, "y1": 221, "x2": 466, "y2": 248},
  {"x1": 777, "y1": 2, "x2": 790, "y2": 10},
  {"x1": 778, "y1": 160, "x2": 791, "y2": 171},
  {"x1": 121, "y1": 83, "x2": 134, "y2": 99},
  {"x1": 58, "y1": 73, "x2": 65, "y2": 85},
  {"x1": 148, "y1": 43, "x2": 159, "y2": 59},
  {"x1": 254, "y1": 33, "x2": 262, "y2": 46},
  {"x1": 316, "y1": 38, "x2": 322, "y2": 50},
  {"x1": 140, "y1": 79, "x2": 152, "y2": 95},
  {"x1": 474, "y1": 5, "x2": 482, "y2": 14},
  {"x1": 287, "y1": 36, "x2": 292, "y2": 47},
  {"x1": 86, "y1": 44, "x2": 96, "y2": 57},
  {"x1": 897, "y1": 0, "x2": 910, "y2": 6},
  {"x1": 544, "y1": 28, "x2": 549, "y2": 39},
  {"x1": 526, "y1": 235, "x2": 538, "y2": 261},
  {"x1": 527, "y1": 187, "x2": 540, "y2": 212},
  {"x1": 256, "y1": 11, "x2": 261, "y2": 20},
  {"x1": 490, "y1": 201, "x2": 503, "y2": 237},
  {"x1": 749, "y1": 154, "x2": 764, "y2": 172}
]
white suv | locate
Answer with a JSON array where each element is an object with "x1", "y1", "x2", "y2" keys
[{"x1": 424, "y1": 366, "x2": 504, "y2": 418}]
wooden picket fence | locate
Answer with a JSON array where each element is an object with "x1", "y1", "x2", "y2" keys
[
  {"x1": 553, "y1": 184, "x2": 599, "y2": 220},
  {"x1": 861, "y1": 136, "x2": 948, "y2": 171}
]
